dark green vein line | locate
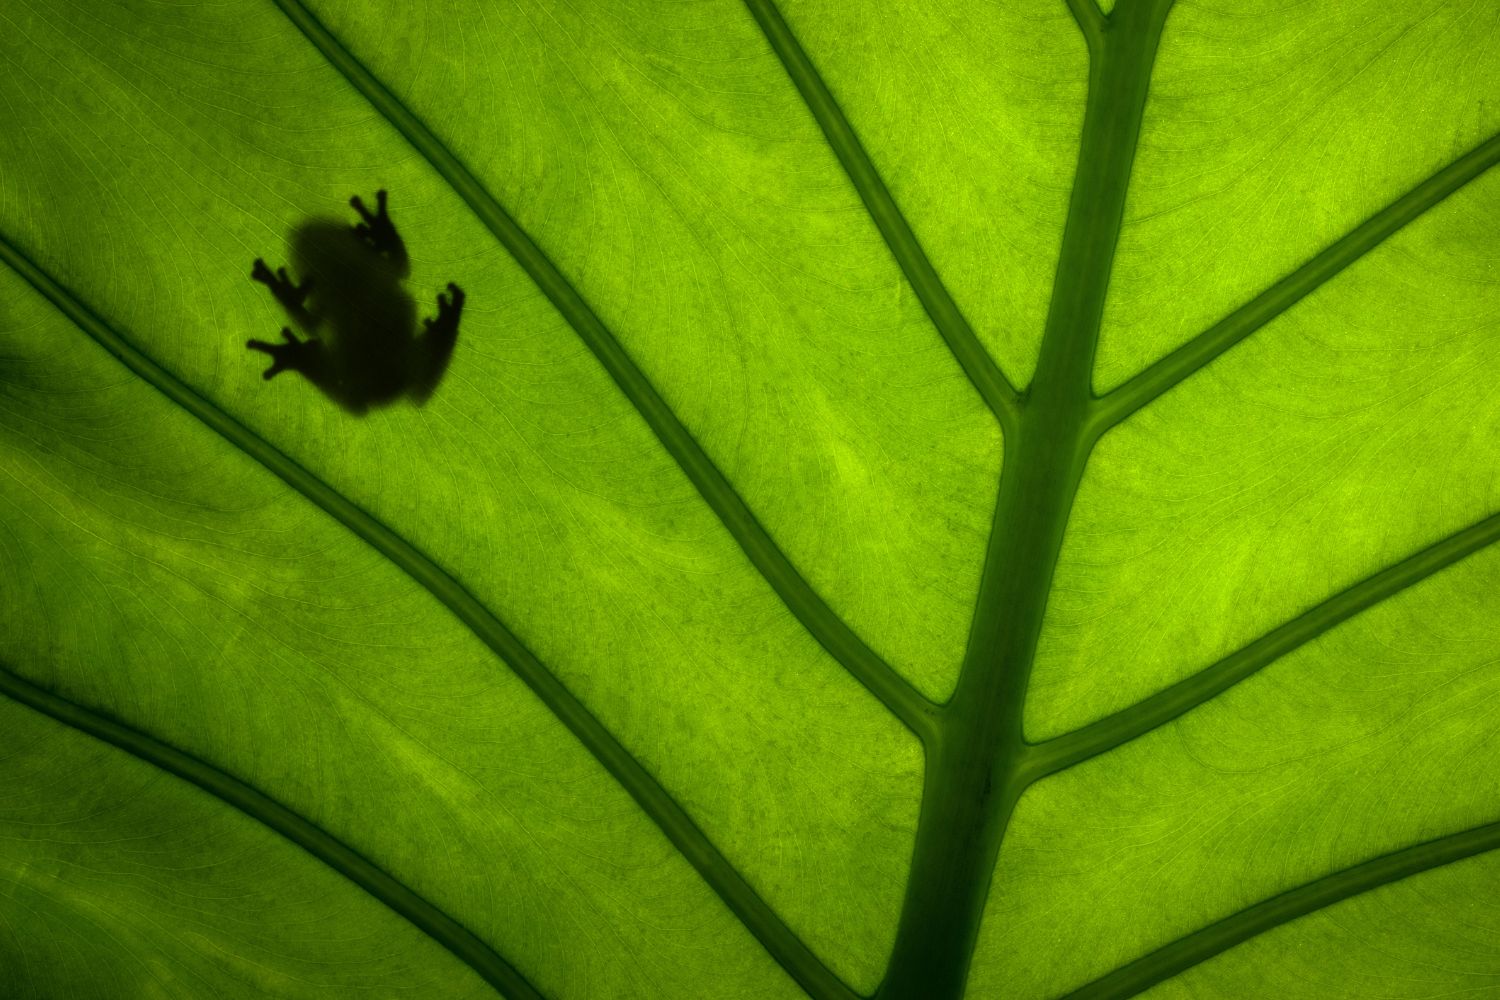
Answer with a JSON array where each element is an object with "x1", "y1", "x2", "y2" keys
[
  {"x1": 269, "y1": 0, "x2": 936, "y2": 747},
  {"x1": 741, "y1": 0, "x2": 1024, "y2": 436},
  {"x1": 0, "y1": 662, "x2": 542, "y2": 1000},
  {"x1": 1064, "y1": 0, "x2": 1106, "y2": 49},
  {"x1": 0, "y1": 234, "x2": 854, "y2": 1000},
  {"x1": 1059, "y1": 819, "x2": 1500, "y2": 1000},
  {"x1": 1093, "y1": 131, "x2": 1500, "y2": 433},
  {"x1": 1028, "y1": 509, "x2": 1500, "y2": 779},
  {"x1": 875, "y1": 5, "x2": 1174, "y2": 995}
]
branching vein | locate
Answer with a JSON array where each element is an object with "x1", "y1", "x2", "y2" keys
[
  {"x1": 0, "y1": 661, "x2": 541, "y2": 1000},
  {"x1": 1093, "y1": 131, "x2": 1500, "y2": 434},
  {"x1": 1028, "y1": 510, "x2": 1500, "y2": 779},
  {"x1": 1064, "y1": 0, "x2": 1106, "y2": 50},
  {"x1": 0, "y1": 233, "x2": 855, "y2": 1000},
  {"x1": 269, "y1": 0, "x2": 937, "y2": 746},
  {"x1": 1059, "y1": 819, "x2": 1500, "y2": 1000},
  {"x1": 742, "y1": 0, "x2": 1024, "y2": 437}
]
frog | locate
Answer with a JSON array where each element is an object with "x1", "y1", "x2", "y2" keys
[{"x1": 248, "y1": 190, "x2": 464, "y2": 414}]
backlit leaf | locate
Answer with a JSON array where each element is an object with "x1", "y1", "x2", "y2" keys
[{"x1": 2, "y1": 1, "x2": 1497, "y2": 997}]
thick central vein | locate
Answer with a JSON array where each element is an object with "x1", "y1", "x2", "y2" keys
[{"x1": 875, "y1": 4, "x2": 1177, "y2": 998}]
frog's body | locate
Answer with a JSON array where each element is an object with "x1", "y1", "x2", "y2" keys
[
  {"x1": 248, "y1": 191, "x2": 464, "y2": 413},
  {"x1": 289, "y1": 220, "x2": 416, "y2": 406}
]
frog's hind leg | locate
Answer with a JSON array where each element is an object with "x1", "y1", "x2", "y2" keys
[
  {"x1": 409, "y1": 283, "x2": 465, "y2": 404},
  {"x1": 251, "y1": 258, "x2": 316, "y2": 328}
]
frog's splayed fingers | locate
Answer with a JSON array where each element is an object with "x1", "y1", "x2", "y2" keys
[
  {"x1": 251, "y1": 258, "x2": 313, "y2": 325},
  {"x1": 247, "y1": 327, "x2": 329, "y2": 382},
  {"x1": 409, "y1": 283, "x2": 465, "y2": 404},
  {"x1": 427, "y1": 283, "x2": 465, "y2": 335},
  {"x1": 349, "y1": 189, "x2": 408, "y2": 274},
  {"x1": 247, "y1": 190, "x2": 463, "y2": 414}
]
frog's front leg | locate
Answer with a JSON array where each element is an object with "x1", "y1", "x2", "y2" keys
[
  {"x1": 409, "y1": 283, "x2": 465, "y2": 403},
  {"x1": 251, "y1": 258, "x2": 314, "y2": 327},
  {"x1": 350, "y1": 189, "x2": 410, "y2": 277},
  {"x1": 246, "y1": 327, "x2": 331, "y2": 385}
]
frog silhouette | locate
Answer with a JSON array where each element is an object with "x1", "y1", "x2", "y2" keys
[{"x1": 248, "y1": 190, "x2": 464, "y2": 414}]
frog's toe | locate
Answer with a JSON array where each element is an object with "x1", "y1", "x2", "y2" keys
[
  {"x1": 246, "y1": 328, "x2": 302, "y2": 379},
  {"x1": 246, "y1": 338, "x2": 280, "y2": 378},
  {"x1": 436, "y1": 283, "x2": 465, "y2": 316},
  {"x1": 350, "y1": 190, "x2": 388, "y2": 223}
]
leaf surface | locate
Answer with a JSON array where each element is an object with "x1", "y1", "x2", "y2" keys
[{"x1": 1, "y1": 0, "x2": 1497, "y2": 998}]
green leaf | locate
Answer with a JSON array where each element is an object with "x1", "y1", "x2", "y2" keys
[{"x1": 1, "y1": 0, "x2": 1497, "y2": 998}]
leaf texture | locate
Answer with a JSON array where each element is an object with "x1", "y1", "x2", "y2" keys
[{"x1": 1, "y1": 0, "x2": 1497, "y2": 998}]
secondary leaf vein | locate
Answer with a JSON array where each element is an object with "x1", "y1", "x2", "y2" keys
[
  {"x1": 742, "y1": 0, "x2": 1024, "y2": 436},
  {"x1": 0, "y1": 660, "x2": 542, "y2": 1000},
  {"x1": 1028, "y1": 509, "x2": 1500, "y2": 779},
  {"x1": 1064, "y1": 0, "x2": 1106, "y2": 51},
  {"x1": 268, "y1": 0, "x2": 938, "y2": 745},
  {"x1": 1093, "y1": 131, "x2": 1500, "y2": 432},
  {"x1": 1058, "y1": 819, "x2": 1500, "y2": 1000},
  {"x1": 0, "y1": 231, "x2": 853, "y2": 1000}
]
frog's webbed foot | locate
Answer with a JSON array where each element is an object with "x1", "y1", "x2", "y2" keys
[
  {"x1": 410, "y1": 283, "x2": 465, "y2": 404},
  {"x1": 251, "y1": 258, "x2": 313, "y2": 322},
  {"x1": 423, "y1": 282, "x2": 465, "y2": 337},
  {"x1": 247, "y1": 327, "x2": 327, "y2": 382},
  {"x1": 350, "y1": 189, "x2": 409, "y2": 274}
]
